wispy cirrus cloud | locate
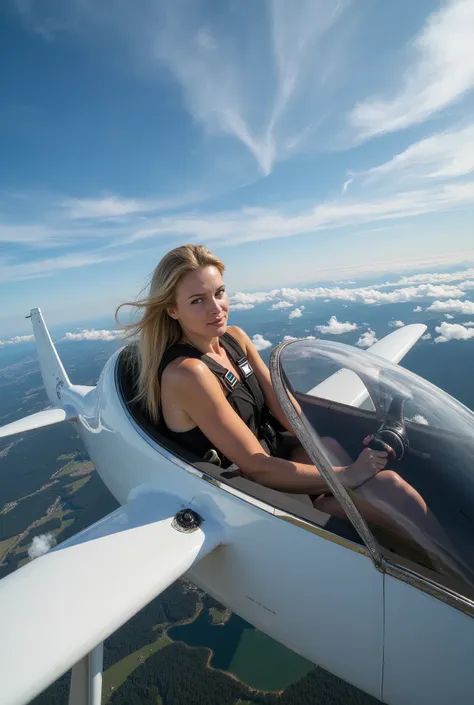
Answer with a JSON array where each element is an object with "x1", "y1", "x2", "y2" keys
[
  {"x1": 12, "y1": 0, "x2": 350, "y2": 176},
  {"x1": 151, "y1": 0, "x2": 349, "y2": 175},
  {"x1": 350, "y1": 0, "x2": 474, "y2": 140},
  {"x1": 0, "y1": 249, "x2": 132, "y2": 282},
  {"x1": 124, "y1": 180, "x2": 474, "y2": 247},
  {"x1": 359, "y1": 123, "x2": 474, "y2": 185},
  {"x1": 59, "y1": 192, "x2": 202, "y2": 220}
]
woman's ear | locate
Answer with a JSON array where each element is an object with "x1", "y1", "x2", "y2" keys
[{"x1": 167, "y1": 308, "x2": 178, "y2": 320}]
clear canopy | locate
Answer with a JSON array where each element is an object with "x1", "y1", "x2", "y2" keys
[{"x1": 276, "y1": 338, "x2": 474, "y2": 594}]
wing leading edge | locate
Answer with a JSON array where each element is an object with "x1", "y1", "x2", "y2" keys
[
  {"x1": 0, "y1": 491, "x2": 224, "y2": 705},
  {"x1": 306, "y1": 324, "x2": 427, "y2": 407}
]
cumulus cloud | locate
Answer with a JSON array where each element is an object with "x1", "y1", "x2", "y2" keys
[
  {"x1": 289, "y1": 306, "x2": 304, "y2": 319},
  {"x1": 413, "y1": 306, "x2": 423, "y2": 312},
  {"x1": 283, "y1": 334, "x2": 315, "y2": 341},
  {"x1": 389, "y1": 320, "x2": 405, "y2": 328},
  {"x1": 434, "y1": 322, "x2": 474, "y2": 343},
  {"x1": 229, "y1": 303, "x2": 255, "y2": 311},
  {"x1": 356, "y1": 329, "x2": 378, "y2": 348},
  {"x1": 350, "y1": 0, "x2": 474, "y2": 139},
  {"x1": 28, "y1": 532, "x2": 57, "y2": 560},
  {"x1": 444, "y1": 313, "x2": 454, "y2": 319},
  {"x1": 315, "y1": 316, "x2": 358, "y2": 335},
  {"x1": 396, "y1": 268, "x2": 474, "y2": 286},
  {"x1": 229, "y1": 278, "x2": 474, "y2": 310},
  {"x1": 271, "y1": 301, "x2": 294, "y2": 309},
  {"x1": 427, "y1": 299, "x2": 474, "y2": 314},
  {"x1": 421, "y1": 332, "x2": 432, "y2": 340},
  {"x1": 0, "y1": 334, "x2": 35, "y2": 348},
  {"x1": 62, "y1": 329, "x2": 124, "y2": 342},
  {"x1": 464, "y1": 321, "x2": 474, "y2": 327},
  {"x1": 252, "y1": 333, "x2": 272, "y2": 351},
  {"x1": 409, "y1": 414, "x2": 429, "y2": 425}
]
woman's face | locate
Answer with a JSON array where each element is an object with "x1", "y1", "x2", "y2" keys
[{"x1": 169, "y1": 265, "x2": 229, "y2": 339}]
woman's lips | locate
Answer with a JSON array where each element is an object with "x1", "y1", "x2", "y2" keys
[{"x1": 209, "y1": 315, "x2": 226, "y2": 326}]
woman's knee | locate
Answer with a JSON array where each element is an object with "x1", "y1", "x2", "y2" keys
[{"x1": 375, "y1": 469, "x2": 405, "y2": 490}]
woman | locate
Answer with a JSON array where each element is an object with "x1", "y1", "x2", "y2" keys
[{"x1": 117, "y1": 244, "x2": 470, "y2": 583}]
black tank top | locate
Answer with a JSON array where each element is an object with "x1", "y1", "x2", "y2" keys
[{"x1": 158, "y1": 332, "x2": 277, "y2": 467}]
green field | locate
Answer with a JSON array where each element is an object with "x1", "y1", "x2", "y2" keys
[{"x1": 102, "y1": 633, "x2": 171, "y2": 703}]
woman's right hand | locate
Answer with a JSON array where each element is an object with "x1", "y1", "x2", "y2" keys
[{"x1": 340, "y1": 447, "x2": 389, "y2": 490}]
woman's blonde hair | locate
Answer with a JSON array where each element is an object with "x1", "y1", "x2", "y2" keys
[{"x1": 116, "y1": 244, "x2": 225, "y2": 425}]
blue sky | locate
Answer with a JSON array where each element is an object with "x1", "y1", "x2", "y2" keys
[{"x1": 1, "y1": 0, "x2": 474, "y2": 338}]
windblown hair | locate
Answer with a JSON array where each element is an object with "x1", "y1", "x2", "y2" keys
[{"x1": 115, "y1": 244, "x2": 225, "y2": 425}]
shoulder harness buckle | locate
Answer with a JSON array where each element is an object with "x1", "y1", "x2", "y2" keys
[
  {"x1": 237, "y1": 356, "x2": 254, "y2": 378},
  {"x1": 223, "y1": 369, "x2": 239, "y2": 391}
]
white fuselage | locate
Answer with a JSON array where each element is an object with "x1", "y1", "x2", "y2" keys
[{"x1": 61, "y1": 348, "x2": 474, "y2": 705}]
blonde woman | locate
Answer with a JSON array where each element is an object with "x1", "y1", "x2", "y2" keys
[{"x1": 116, "y1": 244, "x2": 470, "y2": 584}]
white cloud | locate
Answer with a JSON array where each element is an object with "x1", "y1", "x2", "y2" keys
[
  {"x1": 409, "y1": 414, "x2": 430, "y2": 425},
  {"x1": 434, "y1": 321, "x2": 474, "y2": 343},
  {"x1": 0, "y1": 334, "x2": 35, "y2": 348},
  {"x1": 421, "y1": 332, "x2": 432, "y2": 340},
  {"x1": 230, "y1": 279, "x2": 474, "y2": 310},
  {"x1": 315, "y1": 315, "x2": 358, "y2": 335},
  {"x1": 283, "y1": 334, "x2": 315, "y2": 341},
  {"x1": 396, "y1": 268, "x2": 474, "y2": 286},
  {"x1": 350, "y1": 0, "x2": 474, "y2": 139},
  {"x1": 360, "y1": 124, "x2": 474, "y2": 185},
  {"x1": 289, "y1": 307, "x2": 304, "y2": 319},
  {"x1": 229, "y1": 289, "x2": 280, "y2": 306},
  {"x1": 128, "y1": 182, "x2": 474, "y2": 248},
  {"x1": 252, "y1": 333, "x2": 272, "y2": 351},
  {"x1": 427, "y1": 298, "x2": 474, "y2": 314},
  {"x1": 0, "y1": 249, "x2": 131, "y2": 283},
  {"x1": 149, "y1": 0, "x2": 349, "y2": 175},
  {"x1": 444, "y1": 313, "x2": 454, "y2": 319},
  {"x1": 229, "y1": 302, "x2": 255, "y2": 311},
  {"x1": 63, "y1": 329, "x2": 124, "y2": 342},
  {"x1": 464, "y1": 321, "x2": 474, "y2": 326},
  {"x1": 271, "y1": 301, "x2": 294, "y2": 309},
  {"x1": 413, "y1": 306, "x2": 423, "y2": 312},
  {"x1": 59, "y1": 193, "x2": 198, "y2": 219},
  {"x1": 356, "y1": 329, "x2": 378, "y2": 348},
  {"x1": 389, "y1": 320, "x2": 405, "y2": 328},
  {"x1": 28, "y1": 533, "x2": 57, "y2": 560}
]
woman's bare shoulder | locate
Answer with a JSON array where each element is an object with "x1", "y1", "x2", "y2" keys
[
  {"x1": 226, "y1": 325, "x2": 250, "y2": 351},
  {"x1": 161, "y1": 357, "x2": 217, "y2": 397}
]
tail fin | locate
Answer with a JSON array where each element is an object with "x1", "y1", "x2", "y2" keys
[
  {"x1": 29, "y1": 307, "x2": 70, "y2": 407},
  {"x1": 0, "y1": 309, "x2": 76, "y2": 441}
]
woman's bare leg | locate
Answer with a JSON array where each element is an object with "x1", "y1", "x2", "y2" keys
[
  {"x1": 288, "y1": 436, "x2": 351, "y2": 466},
  {"x1": 289, "y1": 436, "x2": 473, "y2": 582},
  {"x1": 316, "y1": 470, "x2": 474, "y2": 584}
]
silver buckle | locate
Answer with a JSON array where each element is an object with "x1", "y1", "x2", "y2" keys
[{"x1": 237, "y1": 357, "x2": 253, "y2": 378}]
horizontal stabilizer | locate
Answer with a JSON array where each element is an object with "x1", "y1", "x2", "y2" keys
[
  {"x1": 307, "y1": 324, "x2": 427, "y2": 407},
  {"x1": 0, "y1": 491, "x2": 224, "y2": 705},
  {"x1": 0, "y1": 406, "x2": 77, "y2": 440}
]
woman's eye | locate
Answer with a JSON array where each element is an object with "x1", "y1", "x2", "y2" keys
[
  {"x1": 217, "y1": 289, "x2": 225, "y2": 297},
  {"x1": 191, "y1": 298, "x2": 202, "y2": 305}
]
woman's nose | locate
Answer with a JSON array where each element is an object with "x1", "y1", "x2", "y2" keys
[{"x1": 209, "y1": 297, "x2": 222, "y2": 312}]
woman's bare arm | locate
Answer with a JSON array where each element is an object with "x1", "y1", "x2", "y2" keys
[{"x1": 167, "y1": 357, "x2": 330, "y2": 494}]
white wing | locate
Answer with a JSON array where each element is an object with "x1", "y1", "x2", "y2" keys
[
  {"x1": 306, "y1": 324, "x2": 427, "y2": 407},
  {"x1": 0, "y1": 406, "x2": 77, "y2": 439},
  {"x1": 0, "y1": 491, "x2": 224, "y2": 705}
]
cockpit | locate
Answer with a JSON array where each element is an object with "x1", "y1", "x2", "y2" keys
[{"x1": 116, "y1": 339, "x2": 474, "y2": 600}]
